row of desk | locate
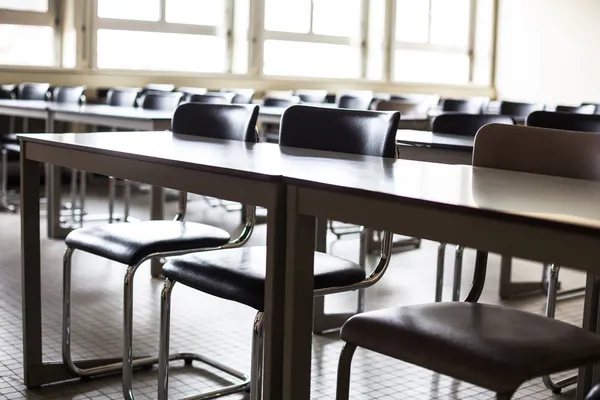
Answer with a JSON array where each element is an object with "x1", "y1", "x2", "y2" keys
[{"x1": 16, "y1": 129, "x2": 600, "y2": 400}]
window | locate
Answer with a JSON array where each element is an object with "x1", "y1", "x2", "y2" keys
[
  {"x1": 392, "y1": 0, "x2": 474, "y2": 84},
  {"x1": 0, "y1": 0, "x2": 57, "y2": 66},
  {"x1": 94, "y1": 0, "x2": 230, "y2": 73},
  {"x1": 262, "y1": 0, "x2": 364, "y2": 79}
]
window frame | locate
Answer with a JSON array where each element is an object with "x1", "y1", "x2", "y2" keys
[
  {"x1": 257, "y1": 0, "x2": 370, "y2": 80},
  {"x1": 90, "y1": 0, "x2": 235, "y2": 73},
  {"x1": 389, "y1": 0, "x2": 478, "y2": 84},
  {"x1": 0, "y1": 0, "x2": 61, "y2": 67}
]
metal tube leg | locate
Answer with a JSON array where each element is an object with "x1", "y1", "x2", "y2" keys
[
  {"x1": 70, "y1": 170, "x2": 78, "y2": 222},
  {"x1": 357, "y1": 227, "x2": 368, "y2": 313},
  {"x1": 452, "y1": 246, "x2": 464, "y2": 301},
  {"x1": 79, "y1": 171, "x2": 87, "y2": 226},
  {"x1": 158, "y1": 278, "x2": 175, "y2": 400},
  {"x1": 335, "y1": 344, "x2": 357, "y2": 400},
  {"x1": 435, "y1": 243, "x2": 446, "y2": 302},
  {"x1": 108, "y1": 176, "x2": 116, "y2": 223},
  {"x1": 122, "y1": 262, "x2": 143, "y2": 400},
  {"x1": 0, "y1": 148, "x2": 14, "y2": 212},
  {"x1": 62, "y1": 247, "x2": 76, "y2": 372},
  {"x1": 123, "y1": 180, "x2": 131, "y2": 221},
  {"x1": 250, "y1": 312, "x2": 264, "y2": 400}
]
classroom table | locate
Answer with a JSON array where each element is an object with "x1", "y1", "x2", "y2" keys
[
  {"x1": 18, "y1": 131, "x2": 287, "y2": 399},
  {"x1": 0, "y1": 99, "x2": 49, "y2": 121},
  {"x1": 279, "y1": 151, "x2": 600, "y2": 400}
]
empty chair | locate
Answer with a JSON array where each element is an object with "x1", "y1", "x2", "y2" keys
[
  {"x1": 581, "y1": 102, "x2": 600, "y2": 114},
  {"x1": 16, "y1": 82, "x2": 50, "y2": 100},
  {"x1": 499, "y1": 101, "x2": 545, "y2": 117},
  {"x1": 440, "y1": 97, "x2": 487, "y2": 113},
  {"x1": 335, "y1": 124, "x2": 600, "y2": 400},
  {"x1": 338, "y1": 94, "x2": 373, "y2": 110},
  {"x1": 157, "y1": 105, "x2": 400, "y2": 400},
  {"x1": 61, "y1": 103, "x2": 259, "y2": 399},
  {"x1": 139, "y1": 91, "x2": 183, "y2": 111},
  {"x1": 0, "y1": 84, "x2": 15, "y2": 99},
  {"x1": 335, "y1": 90, "x2": 373, "y2": 104},
  {"x1": 375, "y1": 99, "x2": 430, "y2": 116},
  {"x1": 432, "y1": 113, "x2": 514, "y2": 303},
  {"x1": 555, "y1": 104, "x2": 596, "y2": 114},
  {"x1": 220, "y1": 88, "x2": 255, "y2": 104},
  {"x1": 51, "y1": 86, "x2": 86, "y2": 104},
  {"x1": 106, "y1": 87, "x2": 140, "y2": 107},
  {"x1": 186, "y1": 92, "x2": 234, "y2": 104},
  {"x1": 527, "y1": 110, "x2": 600, "y2": 132},
  {"x1": 294, "y1": 89, "x2": 328, "y2": 103},
  {"x1": 262, "y1": 95, "x2": 300, "y2": 107}
]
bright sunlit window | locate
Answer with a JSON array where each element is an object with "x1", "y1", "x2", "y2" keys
[
  {"x1": 95, "y1": 0, "x2": 228, "y2": 72},
  {"x1": 0, "y1": 0, "x2": 56, "y2": 66},
  {"x1": 262, "y1": 0, "x2": 363, "y2": 79},
  {"x1": 393, "y1": 0, "x2": 473, "y2": 84}
]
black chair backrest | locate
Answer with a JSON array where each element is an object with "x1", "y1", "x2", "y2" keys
[
  {"x1": 51, "y1": 86, "x2": 86, "y2": 104},
  {"x1": 177, "y1": 87, "x2": 207, "y2": 97},
  {"x1": 220, "y1": 88, "x2": 255, "y2": 104},
  {"x1": 106, "y1": 88, "x2": 140, "y2": 107},
  {"x1": 555, "y1": 104, "x2": 596, "y2": 114},
  {"x1": 527, "y1": 111, "x2": 600, "y2": 132},
  {"x1": 432, "y1": 113, "x2": 515, "y2": 136},
  {"x1": 186, "y1": 93, "x2": 234, "y2": 104},
  {"x1": 17, "y1": 83, "x2": 50, "y2": 101},
  {"x1": 0, "y1": 85, "x2": 15, "y2": 99},
  {"x1": 440, "y1": 98, "x2": 485, "y2": 114},
  {"x1": 498, "y1": 101, "x2": 544, "y2": 117},
  {"x1": 294, "y1": 90, "x2": 328, "y2": 104},
  {"x1": 263, "y1": 96, "x2": 300, "y2": 108},
  {"x1": 279, "y1": 105, "x2": 399, "y2": 158},
  {"x1": 140, "y1": 92, "x2": 183, "y2": 111},
  {"x1": 338, "y1": 95, "x2": 373, "y2": 110},
  {"x1": 581, "y1": 103, "x2": 600, "y2": 114},
  {"x1": 172, "y1": 103, "x2": 259, "y2": 142}
]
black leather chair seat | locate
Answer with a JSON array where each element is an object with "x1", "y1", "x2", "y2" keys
[
  {"x1": 341, "y1": 302, "x2": 600, "y2": 394},
  {"x1": 65, "y1": 221, "x2": 231, "y2": 265},
  {"x1": 162, "y1": 246, "x2": 366, "y2": 311},
  {"x1": 1, "y1": 133, "x2": 18, "y2": 143},
  {"x1": 1, "y1": 142, "x2": 20, "y2": 153}
]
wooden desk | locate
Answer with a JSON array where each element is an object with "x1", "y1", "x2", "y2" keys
[
  {"x1": 0, "y1": 99, "x2": 49, "y2": 120},
  {"x1": 396, "y1": 129, "x2": 473, "y2": 165},
  {"x1": 279, "y1": 151, "x2": 600, "y2": 400},
  {"x1": 18, "y1": 132, "x2": 286, "y2": 400}
]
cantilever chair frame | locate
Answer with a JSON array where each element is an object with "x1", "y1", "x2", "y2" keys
[{"x1": 158, "y1": 231, "x2": 395, "y2": 400}]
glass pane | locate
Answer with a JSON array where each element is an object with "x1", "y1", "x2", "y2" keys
[
  {"x1": 232, "y1": 0, "x2": 250, "y2": 74},
  {"x1": 98, "y1": 0, "x2": 160, "y2": 21},
  {"x1": 0, "y1": 24, "x2": 54, "y2": 66},
  {"x1": 472, "y1": 0, "x2": 494, "y2": 85},
  {"x1": 395, "y1": 0, "x2": 429, "y2": 43},
  {"x1": 263, "y1": 40, "x2": 360, "y2": 79},
  {"x1": 366, "y1": 0, "x2": 386, "y2": 80},
  {"x1": 312, "y1": 0, "x2": 360, "y2": 37},
  {"x1": 97, "y1": 29, "x2": 226, "y2": 72},
  {"x1": 166, "y1": 0, "x2": 225, "y2": 26},
  {"x1": 394, "y1": 49, "x2": 469, "y2": 84},
  {"x1": 264, "y1": 0, "x2": 310, "y2": 33},
  {"x1": 0, "y1": 0, "x2": 47, "y2": 12},
  {"x1": 430, "y1": 0, "x2": 470, "y2": 47}
]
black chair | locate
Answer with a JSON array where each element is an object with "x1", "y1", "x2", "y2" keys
[
  {"x1": 220, "y1": 88, "x2": 255, "y2": 104},
  {"x1": 61, "y1": 103, "x2": 260, "y2": 398},
  {"x1": 527, "y1": 110, "x2": 600, "y2": 132},
  {"x1": 440, "y1": 98, "x2": 486, "y2": 113},
  {"x1": 498, "y1": 101, "x2": 544, "y2": 117},
  {"x1": 17, "y1": 82, "x2": 50, "y2": 101},
  {"x1": 432, "y1": 113, "x2": 515, "y2": 136},
  {"x1": 581, "y1": 102, "x2": 600, "y2": 114},
  {"x1": 157, "y1": 105, "x2": 400, "y2": 400},
  {"x1": 294, "y1": 89, "x2": 327, "y2": 103},
  {"x1": 51, "y1": 86, "x2": 86, "y2": 104},
  {"x1": 432, "y1": 113, "x2": 515, "y2": 303},
  {"x1": 0, "y1": 84, "x2": 15, "y2": 99},
  {"x1": 106, "y1": 87, "x2": 140, "y2": 107},
  {"x1": 139, "y1": 91, "x2": 183, "y2": 111},
  {"x1": 338, "y1": 94, "x2": 373, "y2": 110},
  {"x1": 186, "y1": 92, "x2": 234, "y2": 104},
  {"x1": 555, "y1": 104, "x2": 596, "y2": 114},
  {"x1": 588, "y1": 384, "x2": 600, "y2": 399},
  {"x1": 262, "y1": 96, "x2": 300, "y2": 107}
]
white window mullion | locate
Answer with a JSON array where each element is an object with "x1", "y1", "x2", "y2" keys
[
  {"x1": 159, "y1": 0, "x2": 166, "y2": 22},
  {"x1": 467, "y1": 0, "x2": 477, "y2": 82},
  {"x1": 359, "y1": 0, "x2": 368, "y2": 79},
  {"x1": 248, "y1": 0, "x2": 265, "y2": 76},
  {"x1": 224, "y1": 0, "x2": 235, "y2": 73},
  {"x1": 386, "y1": 0, "x2": 396, "y2": 82}
]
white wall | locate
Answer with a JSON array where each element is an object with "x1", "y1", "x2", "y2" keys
[{"x1": 495, "y1": 0, "x2": 600, "y2": 104}]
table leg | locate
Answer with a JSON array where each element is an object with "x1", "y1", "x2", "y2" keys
[
  {"x1": 262, "y1": 184, "x2": 288, "y2": 400},
  {"x1": 150, "y1": 186, "x2": 165, "y2": 277},
  {"x1": 45, "y1": 111, "x2": 70, "y2": 239},
  {"x1": 283, "y1": 186, "x2": 316, "y2": 400},
  {"x1": 577, "y1": 273, "x2": 600, "y2": 400}
]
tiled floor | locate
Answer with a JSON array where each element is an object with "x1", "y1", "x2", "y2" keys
[{"x1": 0, "y1": 183, "x2": 588, "y2": 399}]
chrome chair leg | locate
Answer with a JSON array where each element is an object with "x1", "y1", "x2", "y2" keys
[
  {"x1": 0, "y1": 148, "x2": 16, "y2": 212},
  {"x1": 250, "y1": 312, "x2": 264, "y2": 400},
  {"x1": 452, "y1": 245, "x2": 464, "y2": 301},
  {"x1": 108, "y1": 176, "x2": 116, "y2": 223},
  {"x1": 335, "y1": 344, "x2": 357, "y2": 400},
  {"x1": 70, "y1": 170, "x2": 78, "y2": 223},
  {"x1": 435, "y1": 243, "x2": 446, "y2": 302},
  {"x1": 123, "y1": 179, "x2": 131, "y2": 221},
  {"x1": 158, "y1": 278, "x2": 252, "y2": 400},
  {"x1": 78, "y1": 170, "x2": 87, "y2": 226}
]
